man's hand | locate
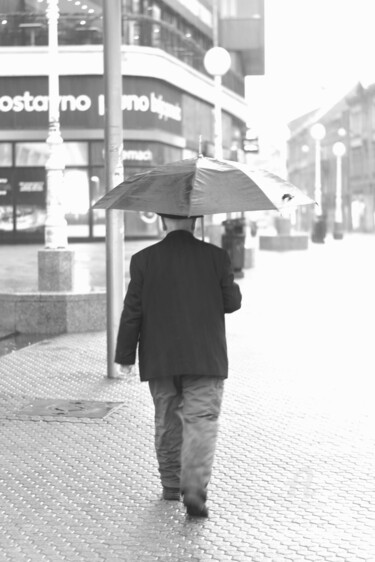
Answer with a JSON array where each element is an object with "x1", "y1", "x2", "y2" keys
[{"x1": 115, "y1": 364, "x2": 135, "y2": 376}]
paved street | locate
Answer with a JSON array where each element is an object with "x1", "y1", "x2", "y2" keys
[{"x1": 0, "y1": 234, "x2": 375, "y2": 561}]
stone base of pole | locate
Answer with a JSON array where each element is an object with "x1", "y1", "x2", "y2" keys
[
  {"x1": 38, "y1": 249, "x2": 74, "y2": 292},
  {"x1": 0, "y1": 290, "x2": 106, "y2": 334}
]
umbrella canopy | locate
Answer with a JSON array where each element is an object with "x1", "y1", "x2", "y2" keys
[{"x1": 92, "y1": 156, "x2": 315, "y2": 215}]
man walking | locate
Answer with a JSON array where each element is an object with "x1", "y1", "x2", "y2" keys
[{"x1": 115, "y1": 214, "x2": 242, "y2": 517}]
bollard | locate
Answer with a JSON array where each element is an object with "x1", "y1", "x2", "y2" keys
[
  {"x1": 221, "y1": 218, "x2": 245, "y2": 278},
  {"x1": 311, "y1": 215, "x2": 327, "y2": 244}
]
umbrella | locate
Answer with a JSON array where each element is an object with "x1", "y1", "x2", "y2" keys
[{"x1": 92, "y1": 156, "x2": 315, "y2": 215}]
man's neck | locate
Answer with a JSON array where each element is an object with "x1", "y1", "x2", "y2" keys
[
  {"x1": 166, "y1": 227, "x2": 194, "y2": 234},
  {"x1": 167, "y1": 225, "x2": 193, "y2": 232}
]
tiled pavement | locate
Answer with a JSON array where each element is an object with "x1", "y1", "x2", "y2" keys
[{"x1": 0, "y1": 235, "x2": 375, "y2": 561}]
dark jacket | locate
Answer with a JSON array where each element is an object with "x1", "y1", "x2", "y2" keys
[{"x1": 115, "y1": 230, "x2": 242, "y2": 381}]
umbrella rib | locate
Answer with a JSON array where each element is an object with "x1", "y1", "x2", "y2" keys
[{"x1": 187, "y1": 160, "x2": 199, "y2": 216}]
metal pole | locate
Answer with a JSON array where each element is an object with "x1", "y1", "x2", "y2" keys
[
  {"x1": 212, "y1": 0, "x2": 219, "y2": 47},
  {"x1": 103, "y1": 0, "x2": 125, "y2": 378},
  {"x1": 45, "y1": 0, "x2": 67, "y2": 249},
  {"x1": 314, "y1": 139, "x2": 322, "y2": 216},
  {"x1": 310, "y1": 123, "x2": 326, "y2": 243},
  {"x1": 333, "y1": 146, "x2": 344, "y2": 240},
  {"x1": 214, "y1": 74, "x2": 223, "y2": 160},
  {"x1": 335, "y1": 154, "x2": 343, "y2": 224},
  {"x1": 211, "y1": 0, "x2": 221, "y2": 160}
]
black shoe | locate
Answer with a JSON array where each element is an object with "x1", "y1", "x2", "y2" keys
[
  {"x1": 162, "y1": 486, "x2": 181, "y2": 501},
  {"x1": 183, "y1": 493, "x2": 209, "y2": 517}
]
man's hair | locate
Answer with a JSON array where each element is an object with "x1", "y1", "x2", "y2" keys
[
  {"x1": 159, "y1": 214, "x2": 198, "y2": 232},
  {"x1": 158, "y1": 213, "x2": 201, "y2": 220}
]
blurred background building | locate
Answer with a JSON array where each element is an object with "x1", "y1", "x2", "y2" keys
[
  {"x1": 0, "y1": 0, "x2": 264, "y2": 242},
  {"x1": 287, "y1": 82, "x2": 375, "y2": 234}
]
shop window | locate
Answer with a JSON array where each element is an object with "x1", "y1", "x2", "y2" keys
[
  {"x1": 127, "y1": 20, "x2": 141, "y2": 44},
  {"x1": 0, "y1": 205, "x2": 14, "y2": 234},
  {"x1": 0, "y1": 143, "x2": 12, "y2": 166},
  {"x1": 0, "y1": 169, "x2": 13, "y2": 235},
  {"x1": 90, "y1": 141, "x2": 105, "y2": 166},
  {"x1": 63, "y1": 168, "x2": 90, "y2": 238},
  {"x1": 64, "y1": 142, "x2": 88, "y2": 166},
  {"x1": 90, "y1": 166, "x2": 106, "y2": 238},
  {"x1": 90, "y1": 167, "x2": 106, "y2": 207},
  {"x1": 16, "y1": 142, "x2": 49, "y2": 167},
  {"x1": 15, "y1": 168, "x2": 46, "y2": 237},
  {"x1": 152, "y1": 23, "x2": 161, "y2": 47},
  {"x1": 15, "y1": 141, "x2": 88, "y2": 167}
]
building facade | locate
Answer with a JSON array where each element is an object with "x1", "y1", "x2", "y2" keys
[
  {"x1": 0, "y1": 0, "x2": 262, "y2": 242},
  {"x1": 287, "y1": 83, "x2": 375, "y2": 234}
]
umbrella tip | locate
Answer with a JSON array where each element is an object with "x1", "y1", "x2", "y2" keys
[{"x1": 282, "y1": 193, "x2": 293, "y2": 202}]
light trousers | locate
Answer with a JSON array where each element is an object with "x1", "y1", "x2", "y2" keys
[{"x1": 148, "y1": 375, "x2": 224, "y2": 497}]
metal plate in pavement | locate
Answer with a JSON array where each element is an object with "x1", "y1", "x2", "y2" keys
[{"x1": 15, "y1": 398, "x2": 124, "y2": 419}]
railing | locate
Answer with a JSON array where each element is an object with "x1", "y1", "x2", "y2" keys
[{"x1": 0, "y1": 12, "x2": 244, "y2": 96}]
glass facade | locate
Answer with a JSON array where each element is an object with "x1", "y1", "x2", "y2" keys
[
  {"x1": 0, "y1": 141, "x2": 92, "y2": 240},
  {"x1": 0, "y1": 140, "x2": 180, "y2": 242},
  {"x1": 0, "y1": 0, "x2": 244, "y2": 96},
  {"x1": 0, "y1": 142, "x2": 12, "y2": 166}
]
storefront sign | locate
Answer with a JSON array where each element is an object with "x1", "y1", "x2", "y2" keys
[
  {"x1": 0, "y1": 93, "x2": 91, "y2": 113},
  {"x1": 122, "y1": 149, "x2": 153, "y2": 162},
  {"x1": 0, "y1": 76, "x2": 183, "y2": 134},
  {"x1": 19, "y1": 181, "x2": 44, "y2": 193},
  {"x1": 0, "y1": 91, "x2": 181, "y2": 122},
  {"x1": 98, "y1": 93, "x2": 181, "y2": 122}
]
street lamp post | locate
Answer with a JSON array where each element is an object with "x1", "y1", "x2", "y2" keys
[
  {"x1": 203, "y1": 46, "x2": 231, "y2": 160},
  {"x1": 310, "y1": 123, "x2": 327, "y2": 243},
  {"x1": 102, "y1": 0, "x2": 125, "y2": 378},
  {"x1": 38, "y1": 0, "x2": 73, "y2": 292},
  {"x1": 45, "y1": 0, "x2": 67, "y2": 249},
  {"x1": 332, "y1": 141, "x2": 346, "y2": 240},
  {"x1": 204, "y1": 46, "x2": 231, "y2": 236}
]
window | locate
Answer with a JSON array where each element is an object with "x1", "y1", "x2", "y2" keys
[
  {"x1": 64, "y1": 142, "x2": 88, "y2": 166},
  {"x1": 90, "y1": 141, "x2": 105, "y2": 166},
  {"x1": 63, "y1": 169, "x2": 90, "y2": 237},
  {"x1": 152, "y1": 22, "x2": 161, "y2": 47},
  {"x1": 15, "y1": 142, "x2": 88, "y2": 167},
  {"x1": 123, "y1": 0, "x2": 142, "y2": 13},
  {"x1": 351, "y1": 147, "x2": 363, "y2": 177},
  {"x1": 16, "y1": 143, "x2": 49, "y2": 167},
  {"x1": 152, "y1": 3, "x2": 161, "y2": 19},
  {"x1": 0, "y1": 143, "x2": 12, "y2": 166},
  {"x1": 350, "y1": 107, "x2": 362, "y2": 136}
]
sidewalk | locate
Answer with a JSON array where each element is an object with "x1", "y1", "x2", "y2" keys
[{"x1": 1, "y1": 235, "x2": 375, "y2": 561}]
